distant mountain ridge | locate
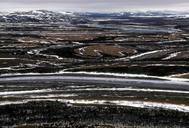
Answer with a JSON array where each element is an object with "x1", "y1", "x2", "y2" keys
[
  {"x1": 0, "y1": 10, "x2": 88, "y2": 23},
  {"x1": 0, "y1": 10, "x2": 189, "y2": 23}
]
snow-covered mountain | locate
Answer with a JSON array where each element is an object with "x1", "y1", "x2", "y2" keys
[
  {"x1": 0, "y1": 10, "x2": 189, "y2": 23},
  {"x1": 0, "y1": 10, "x2": 88, "y2": 23}
]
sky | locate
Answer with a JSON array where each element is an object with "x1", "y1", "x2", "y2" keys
[{"x1": 0, "y1": 0, "x2": 189, "y2": 12}]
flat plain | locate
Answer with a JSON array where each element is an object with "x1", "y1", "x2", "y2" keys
[{"x1": 0, "y1": 10, "x2": 189, "y2": 127}]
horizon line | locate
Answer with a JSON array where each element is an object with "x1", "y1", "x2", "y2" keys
[{"x1": 1, "y1": 9, "x2": 189, "y2": 13}]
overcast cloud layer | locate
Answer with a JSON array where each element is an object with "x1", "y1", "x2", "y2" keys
[{"x1": 0, "y1": 0, "x2": 189, "y2": 12}]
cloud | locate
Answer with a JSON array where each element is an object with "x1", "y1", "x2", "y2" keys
[{"x1": 0, "y1": 0, "x2": 189, "y2": 12}]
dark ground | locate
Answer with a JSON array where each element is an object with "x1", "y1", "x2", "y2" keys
[{"x1": 1, "y1": 101, "x2": 189, "y2": 128}]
